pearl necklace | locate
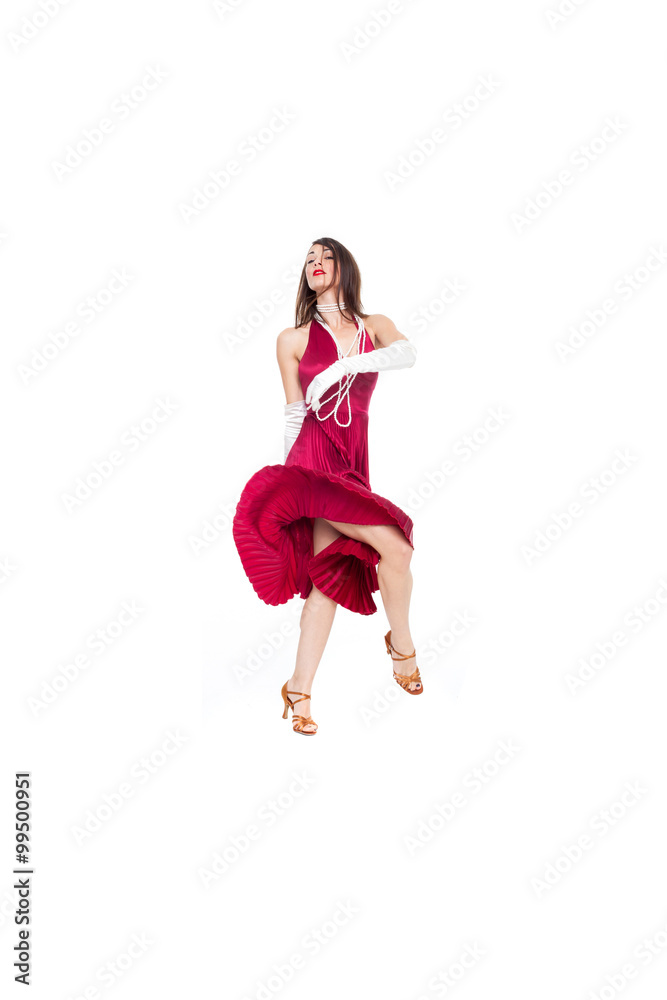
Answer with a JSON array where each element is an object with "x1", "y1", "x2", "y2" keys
[
  {"x1": 313, "y1": 310, "x2": 365, "y2": 427},
  {"x1": 317, "y1": 301, "x2": 346, "y2": 313}
]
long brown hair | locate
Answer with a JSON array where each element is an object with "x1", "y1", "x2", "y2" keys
[{"x1": 294, "y1": 237, "x2": 368, "y2": 328}]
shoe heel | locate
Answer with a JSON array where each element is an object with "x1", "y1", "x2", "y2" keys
[{"x1": 280, "y1": 683, "x2": 317, "y2": 734}]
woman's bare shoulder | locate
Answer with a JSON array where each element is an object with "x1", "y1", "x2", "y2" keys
[{"x1": 276, "y1": 323, "x2": 310, "y2": 362}]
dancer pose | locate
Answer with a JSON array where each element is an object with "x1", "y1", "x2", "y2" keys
[{"x1": 232, "y1": 237, "x2": 422, "y2": 735}]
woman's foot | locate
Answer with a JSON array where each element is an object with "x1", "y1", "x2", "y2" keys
[
  {"x1": 385, "y1": 631, "x2": 422, "y2": 693},
  {"x1": 284, "y1": 677, "x2": 317, "y2": 733}
]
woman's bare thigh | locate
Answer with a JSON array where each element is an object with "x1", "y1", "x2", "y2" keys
[
  {"x1": 312, "y1": 516, "x2": 342, "y2": 556},
  {"x1": 321, "y1": 519, "x2": 410, "y2": 560}
]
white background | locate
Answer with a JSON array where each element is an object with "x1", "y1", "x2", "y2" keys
[{"x1": 2, "y1": 0, "x2": 667, "y2": 998}]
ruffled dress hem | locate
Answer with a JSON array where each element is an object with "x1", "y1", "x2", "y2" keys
[{"x1": 232, "y1": 462, "x2": 414, "y2": 616}]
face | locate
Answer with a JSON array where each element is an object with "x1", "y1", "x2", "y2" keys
[{"x1": 305, "y1": 244, "x2": 338, "y2": 294}]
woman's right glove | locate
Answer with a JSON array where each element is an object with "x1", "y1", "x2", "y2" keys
[{"x1": 284, "y1": 399, "x2": 307, "y2": 462}]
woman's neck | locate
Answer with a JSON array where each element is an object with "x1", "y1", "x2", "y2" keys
[{"x1": 316, "y1": 297, "x2": 354, "y2": 331}]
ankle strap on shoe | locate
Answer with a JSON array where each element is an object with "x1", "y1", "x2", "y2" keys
[
  {"x1": 286, "y1": 690, "x2": 311, "y2": 705},
  {"x1": 385, "y1": 630, "x2": 415, "y2": 660},
  {"x1": 389, "y1": 648, "x2": 416, "y2": 660}
]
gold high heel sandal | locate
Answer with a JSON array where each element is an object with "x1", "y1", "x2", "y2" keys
[
  {"x1": 384, "y1": 630, "x2": 423, "y2": 695},
  {"x1": 281, "y1": 682, "x2": 318, "y2": 735}
]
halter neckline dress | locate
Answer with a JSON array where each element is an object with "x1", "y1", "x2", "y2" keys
[{"x1": 232, "y1": 316, "x2": 414, "y2": 615}]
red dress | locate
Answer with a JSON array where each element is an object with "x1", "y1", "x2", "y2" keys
[{"x1": 232, "y1": 317, "x2": 414, "y2": 615}]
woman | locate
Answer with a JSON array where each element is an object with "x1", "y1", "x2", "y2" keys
[{"x1": 232, "y1": 237, "x2": 423, "y2": 735}]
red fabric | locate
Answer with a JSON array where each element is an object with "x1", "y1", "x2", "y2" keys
[{"x1": 232, "y1": 318, "x2": 414, "y2": 615}]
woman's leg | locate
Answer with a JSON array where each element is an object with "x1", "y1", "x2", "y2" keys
[
  {"x1": 321, "y1": 519, "x2": 420, "y2": 691},
  {"x1": 286, "y1": 518, "x2": 340, "y2": 729}
]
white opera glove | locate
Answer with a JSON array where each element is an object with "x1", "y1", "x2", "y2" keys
[
  {"x1": 284, "y1": 399, "x2": 307, "y2": 461},
  {"x1": 305, "y1": 339, "x2": 417, "y2": 412}
]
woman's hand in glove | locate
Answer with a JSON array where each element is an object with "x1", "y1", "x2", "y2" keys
[{"x1": 305, "y1": 360, "x2": 346, "y2": 412}]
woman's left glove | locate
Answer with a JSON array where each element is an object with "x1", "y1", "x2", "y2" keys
[
  {"x1": 304, "y1": 361, "x2": 347, "y2": 414},
  {"x1": 305, "y1": 339, "x2": 417, "y2": 413}
]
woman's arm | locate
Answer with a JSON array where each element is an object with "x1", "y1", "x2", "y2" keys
[
  {"x1": 276, "y1": 327, "x2": 304, "y2": 404},
  {"x1": 276, "y1": 328, "x2": 307, "y2": 461},
  {"x1": 366, "y1": 313, "x2": 408, "y2": 349}
]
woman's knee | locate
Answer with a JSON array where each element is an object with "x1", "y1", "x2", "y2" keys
[{"x1": 378, "y1": 528, "x2": 413, "y2": 570}]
